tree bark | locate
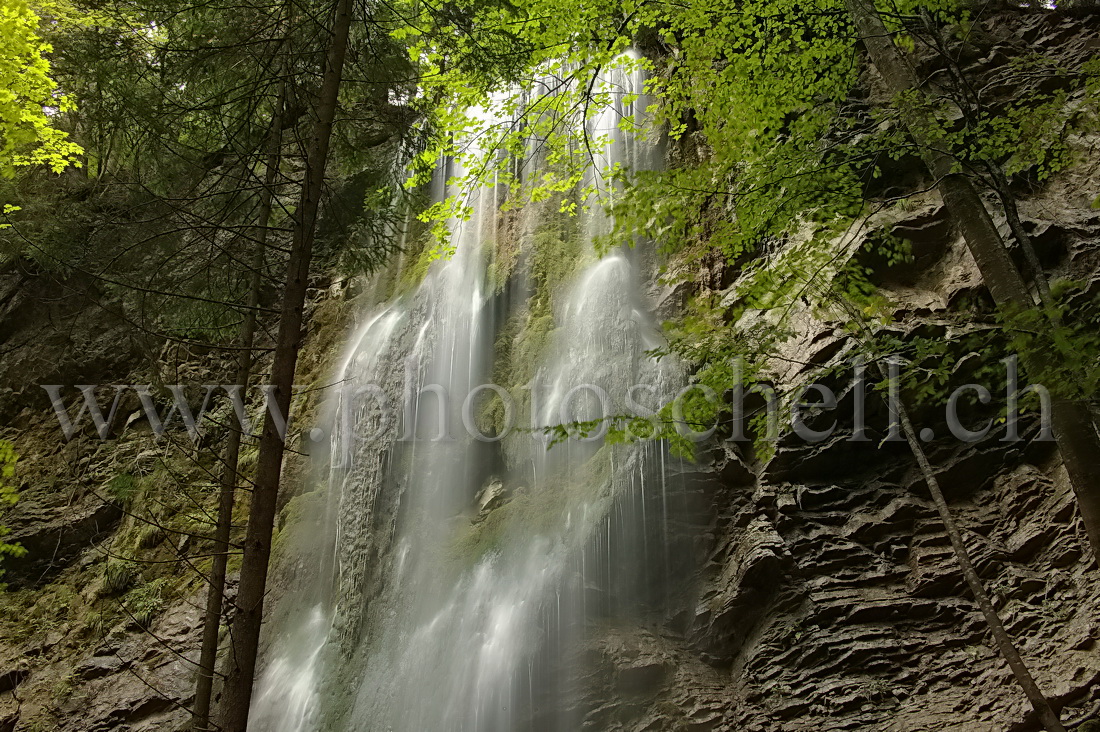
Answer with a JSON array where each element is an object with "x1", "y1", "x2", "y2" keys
[
  {"x1": 191, "y1": 82, "x2": 286, "y2": 732},
  {"x1": 215, "y1": 0, "x2": 353, "y2": 727},
  {"x1": 844, "y1": 0, "x2": 1100, "y2": 570}
]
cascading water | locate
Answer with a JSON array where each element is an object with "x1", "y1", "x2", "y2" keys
[{"x1": 251, "y1": 53, "x2": 695, "y2": 732}]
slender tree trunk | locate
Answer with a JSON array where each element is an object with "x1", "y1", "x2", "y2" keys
[
  {"x1": 216, "y1": 0, "x2": 353, "y2": 727},
  {"x1": 982, "y1": 162, "x2": 1056, "y2": 307},
  {"x1": 844, "y1": 0, "x2": 1100, "y2": 569},
  {"x1": 888, "y1": 387, "x2": 1066, "y2": 732},
  {"x1": 832, "y1": 287, "x2": 1066, "y2": 729},
  {"x1": 918, "y1": 11, "x2": 1062, "y2": 310},
  {"x1": 191, "y1": 83, "x2": 286, "y2": 732}
]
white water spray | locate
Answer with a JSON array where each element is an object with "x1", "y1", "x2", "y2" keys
[{"x1": 250, "y1": 54, "x2": 688, "y2": 732}]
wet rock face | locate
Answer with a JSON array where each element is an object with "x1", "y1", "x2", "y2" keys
[
  {"x1": 549, "y1": 12, "x2": 1100, "y2": 725},
  {"x1": 0, "y1": 264, "x2": 141, "y2": 590},
  {"x1": 0, "y1": 258, "x2": 352, "y2": 730},
  {"x1": 0, "y1": 580, "x2": 203, "y2": 732},
  {"x1": 690, "y1": 511, "x2": 789, "y2": 667},
  {"x1": 558, "y1": 441, "x2": 1100, "y2": 732},
  {"x1": 47, "y1": 596, "x2": 202, "y2": 732},
  {"x1": 474, "y1": 477, "x2": 511, "y2": 520}
]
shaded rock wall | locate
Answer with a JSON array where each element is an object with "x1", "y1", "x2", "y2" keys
[
  {"x1": 563, "y1": 435, "x2": 1099, "y2": 731},
  {"x1": 0, "y1": 262, "x2": 357, "y2": 731}
]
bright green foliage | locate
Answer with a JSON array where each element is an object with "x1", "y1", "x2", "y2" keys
[
  {"x1": 896, "y1": 52, "x2": 1096, "y2": 184},
  {"x1": 998, "y1": 285, "x2": 1100, "y2": 402},
  {"x1": 640, "y1": 0, "x2": 862, "y2": 251},
  {"x1": 396, "y1": 0, "x2": 867, "y2": 258},
  {"x1": 0, "y1": 0, "x2": 81, "y2": 177},
  {"x1": 0, "y1": 441, "x2": 16, "y2": 506},
  {"x1": 0, "y1": 441, "x2": 26, "y2": 579},
  {"x1": 394, "y1": 0, "x2": 1100, "y2": 460},
  {"x1": 394, "y1": 0, "x2": 649, "y2": 240}
]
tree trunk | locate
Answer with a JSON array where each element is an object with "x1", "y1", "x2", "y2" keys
[
  {"x1": 844, "y1": 0, "x2": 1100, "y2": 570},
  {"x1": 191, "y1": 82, "x2": 286, "y2": 732},
  {"x1": 833, "y1": 287, "x2": 1067, "y2": 729},
  {"x1": 215, "y1": 0, "x2": 353, "y2": 727},
  {"x1": 888, "y1": 387, "x2": 1066, "y2": 732},
  {"x1": 983, "y1": 162, "x2": 1056, "y2": 308}
]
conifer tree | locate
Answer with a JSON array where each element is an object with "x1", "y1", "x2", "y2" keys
[{"x1": 216, "y1": 0, "x2": 353, "y2": 727}]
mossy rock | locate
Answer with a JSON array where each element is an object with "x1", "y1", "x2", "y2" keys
[{"x1": 449, "y1": 449, "x2": 614, "y2": 565}]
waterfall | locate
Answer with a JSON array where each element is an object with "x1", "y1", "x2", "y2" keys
[{"x1": 250, "y1": 53, "x2": 691, "y2": 732}]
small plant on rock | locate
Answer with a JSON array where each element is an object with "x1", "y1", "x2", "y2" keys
[
  {"x1": 105, "y1": 473, "x2": 139, "y2": 506},
  {"x1": 102, "y1": 560, "x2": 134, "y2": 594},
  {"x1": 124, "y1": 577, "x2": 169, "y2": 627}
]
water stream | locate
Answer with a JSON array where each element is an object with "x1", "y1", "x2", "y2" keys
[{"x1": 250, "y1": 54, "x2": 691, "y2": 732}]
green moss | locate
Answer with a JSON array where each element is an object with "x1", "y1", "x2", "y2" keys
[
  {"x1": 83, "y1": 609, "x2": 107, "y2": 639},
  {"x1": 23, "y1": 718, "x2": 60, "y2": 732},
  {"x1": 51, "y1": 670, "x2": 77, "y2": 702},
  {"x1": 512, "y1": 311, "x2": 556, "y2": 385},
  {"x1": 449, "y1": 450, "x2": 612, "y2": 565},
  {"x1": 395, "y1": 226, "x2": 441, "y2": 294},
  {"x1": 398, "y1": 246, "x2": 433, "y2": 291},
  {"x1": 528, "y1": 200, "x2": 584, "y2": 296},
  {"x1": 0, "y1": 581, "x2": 87, "y2": 647},
  {"x1": 135, "y1": 522, "x2": 165, "y2": 549},
  {"x1": 478, "y1": 196, "x2": 586, "y2": 438},
  {"x1": 235, "y1": 442, "x2": 260, "y2": 474},
  {"x1": 487, "y1": 206, "x2": 522, "y2": 295},
  {"x1": 270, "y1": 487, "x2": 326, "y2": 564}
]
